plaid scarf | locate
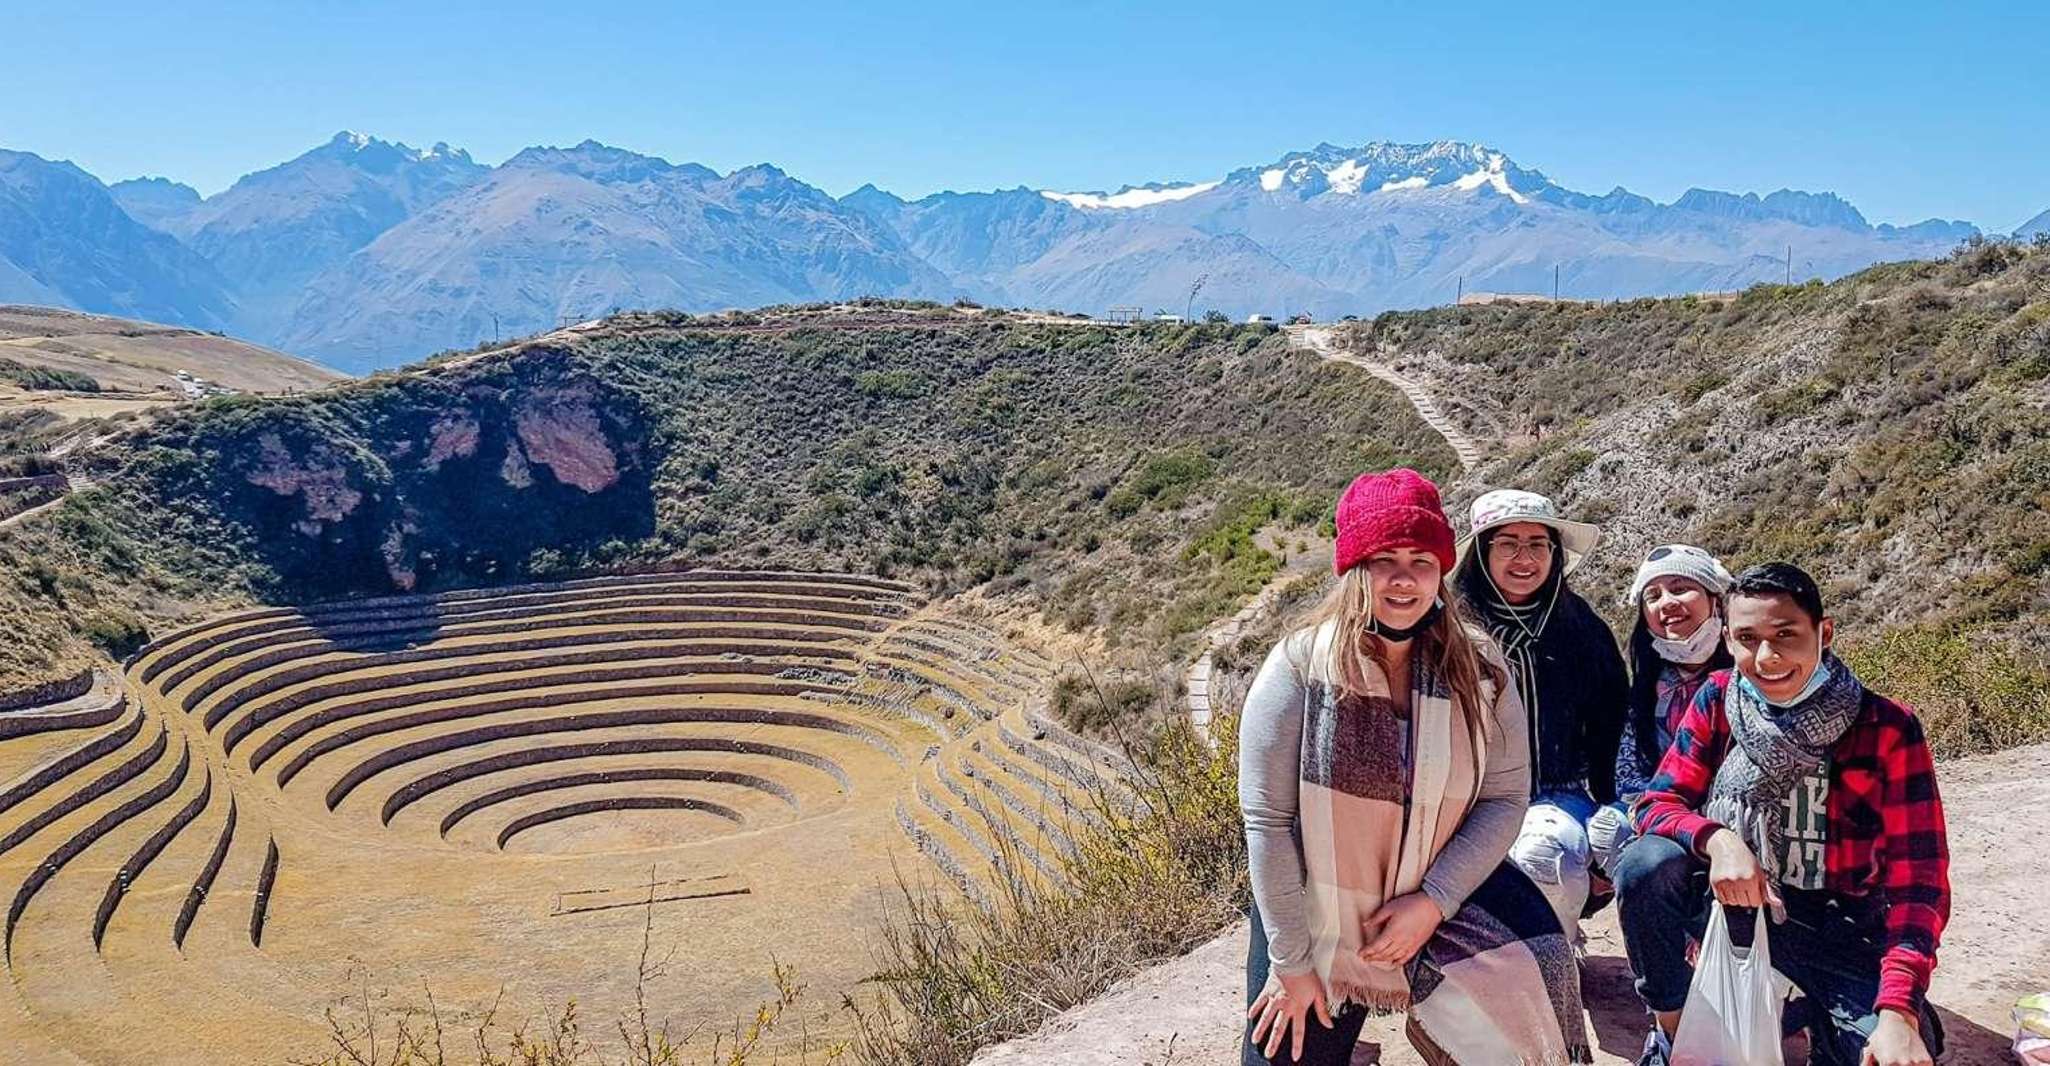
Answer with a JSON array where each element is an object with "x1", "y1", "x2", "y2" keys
[
  {"x1": 1287, "y1": 624, "x2": 1591, "y2": 1062},
  {"x1": 1704, "y1": 652, "x2": 1863, "y2": 884}
]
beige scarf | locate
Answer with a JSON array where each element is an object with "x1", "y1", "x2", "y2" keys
[{"x1": 1293, "y1": 622, "x2": 1484, "y2": 1009}]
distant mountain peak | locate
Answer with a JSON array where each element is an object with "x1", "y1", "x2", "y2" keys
[
  {"x1": 1672, "y1": 187, "x2": 1868, "y2": 229},
  {"x1": 1233, "y1": 140, "x2": 1550, "y2": 203},
  {"x1": 841, "y1": 182, "x2": 903, "y2": 205},
  {"x1": 107, "y1": 176, "x2": 203, "y2": 230},
  {"x1": 110, "y1": 175, "x2": 200, "y2": 200},
  {"x1": 504, "y1": 140, "x2": 693, "y2": 184},
  {"x1": 311, "y1": 130, "x2": 476, "y2": 169},
  {"x1": 1039, "y1": 180, "x2": 1222, "y2": 210}
]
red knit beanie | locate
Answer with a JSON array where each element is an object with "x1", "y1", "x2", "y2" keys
[{"x1": 1332, "y1": 468, "x2": 1456, "y2": 575}]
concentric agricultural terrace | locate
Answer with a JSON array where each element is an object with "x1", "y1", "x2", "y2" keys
[{"x1": 0, "y1": 569, "x2": 1126, "y2": 1066}]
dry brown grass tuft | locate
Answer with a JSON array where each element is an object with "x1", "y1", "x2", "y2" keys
[
  {"x1": 844, "y1": 675, "x2": 1248, "y2": 1066},
  {"x1": 292, "y1": 877, "x2": 851, "y2": 1066},
  {"x1": 1840, "y1": 625, "x2": 2050, "y2": 759}
]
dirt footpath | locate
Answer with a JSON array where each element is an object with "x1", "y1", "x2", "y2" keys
[{"x1": 973, "y1": 742, "x2": 2049, "y2": 1065}]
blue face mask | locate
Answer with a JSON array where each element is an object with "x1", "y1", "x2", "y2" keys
[{"x1": 1736, "y1": 631, "x2": 1832, "y2": 709}]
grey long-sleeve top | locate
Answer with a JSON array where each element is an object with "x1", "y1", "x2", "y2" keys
[{"x1": 1239, "y1": 624, "x2": 1532, "y2": 976}]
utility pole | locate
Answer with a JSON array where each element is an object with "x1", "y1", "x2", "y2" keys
[
  {"x1": 1554, "y1": 264, "x2": 1560, "y2": 300},
  {"x1": 1786, "y1": 245, "x2": 1793, "y2": 285},
  {"x1": 1457, "y1": 274, "x2": 1464, "y2": 303},
  {"x1": 490, "y1": 312, "x2": 500, "y2": 344},
  {"x1": 1186, "y1": 273, "x2": 1209, "y2": 323}
]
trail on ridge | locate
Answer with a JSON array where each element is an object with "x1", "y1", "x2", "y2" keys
[{"x1": 1289, "y1": 325, "x2": 1485, "y2": 471}]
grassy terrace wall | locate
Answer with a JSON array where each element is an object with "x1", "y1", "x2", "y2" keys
[{"x1": 0, "y1": 567, "x2": 1129, "y2": 1065}]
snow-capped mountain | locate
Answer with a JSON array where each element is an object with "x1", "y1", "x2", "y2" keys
[
  {"x1": 1229, "y1": 141, "x2": 1553, "y2": 202},
  {"x1": 877, "y1": 140, "x2": 1977, "y2": 317},
  {"x1": 1, "y1": 133, "x2": 1993, "y2": 369}
]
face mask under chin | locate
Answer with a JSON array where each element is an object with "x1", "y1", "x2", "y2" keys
[
  {"x1": 1651, "y1": 614, "x2": 1723, "y2": 665},
  {"x1": 1741, "y1": 631, "x2": 1833, "y2": 708},
  {"x1": 1369, "y1": 599, "x2": 1445, "y2": 643}
]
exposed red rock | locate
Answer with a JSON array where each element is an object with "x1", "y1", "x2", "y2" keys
[
  {"x1": 513, "y1": 390, "x2": 619, "y2": 493},
  {"x1": 245, "y1": 432, "x2": 363, "y2": 526}
]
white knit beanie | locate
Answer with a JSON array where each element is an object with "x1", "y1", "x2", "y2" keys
[{"x1": 1625, "y1": 544, "x2": 1734, "y2": 606}]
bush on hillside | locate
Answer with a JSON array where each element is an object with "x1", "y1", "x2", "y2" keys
[
  {"x1": 1841, "y1": 625, "x2": 2050, "y2": 758},
  {"x1": 79, "y1": 607, "x2": 149, "y2": 658},
  {"x1": 0, "y1": 357, "x2": 100, "y2": 393}
]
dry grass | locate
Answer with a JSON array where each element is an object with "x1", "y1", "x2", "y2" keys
[
  {"x1": 1840, "y1": 624, "x2": 2050, "y2": 758},
  {"x1": 845, "y1": 673, "x2": 1248, "y2": 1066},
  {"x1": 0, "y1": 304, "x2": 343, "y2": 393},
  {"x1": 291, "y1": 877, "x2": 852, "y2": 1066}
]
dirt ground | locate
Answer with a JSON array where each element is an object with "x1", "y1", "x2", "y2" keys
[{"x1": 974, "y1": 740, "x2": 2050, "y2": 1065}]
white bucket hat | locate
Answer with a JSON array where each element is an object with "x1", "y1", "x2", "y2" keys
[{"x1": 1454, "y1": 488, "x2": 1602, "y2": 576}]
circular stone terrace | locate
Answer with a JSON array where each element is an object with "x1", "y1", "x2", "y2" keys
[{"x1": 0, "y1": 568, "x2": 1127, "y2": 1065}]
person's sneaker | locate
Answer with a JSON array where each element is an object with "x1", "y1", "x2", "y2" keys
[{"x1": 1636, "y1": 1025, "x2": 1672, "y2": 1066}]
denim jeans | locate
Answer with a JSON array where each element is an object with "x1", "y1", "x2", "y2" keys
[
  {"x1": 1507, "y1": 787, "x2": 1598, "y2": 934},
  {"x1": 1611, "y1": 833, "x2": 1945, "y2": 1065}
]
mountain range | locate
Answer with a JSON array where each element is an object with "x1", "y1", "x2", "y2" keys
[{"x1": 3, "y1": 131, "x2": 2028, "y2": 372}]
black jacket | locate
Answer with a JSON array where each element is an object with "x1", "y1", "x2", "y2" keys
[
  {"x1": 1517, "y1": 589, "x2": 1629, "y2": 801},
  {"x1": 1459, "y1": 558, "x2": 1630, "y2": 803}
]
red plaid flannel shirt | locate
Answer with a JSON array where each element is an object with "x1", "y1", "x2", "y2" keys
[{"x1": 1631, "y1": 670, "x2": 1950, "y2": 1015}]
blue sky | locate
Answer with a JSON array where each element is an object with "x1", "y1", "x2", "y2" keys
[{"x1": 4, "y1": 1, "x2": 2045, "y2": 230}]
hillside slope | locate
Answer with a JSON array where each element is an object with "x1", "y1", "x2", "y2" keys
[
  {"x1": 0, "y1": 304, "x2": 343, "y2": 394},
  {"x1": 0, "y1": 308, "x2": 1450, "y2": 688},
  {"x1": 1346, "y1": 239, "x2": 2049, "y2": 630},
  {"x1": 0, "y1": 150, "x2": 238, "y2": 330}
]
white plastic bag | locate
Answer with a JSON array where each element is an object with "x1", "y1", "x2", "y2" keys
[
  {"x1": 2016, "y1": 992, "x2": 2050, "y2": 1063},
  {"x1": 1671, "y1": 905, "x2": 1784, "y2": 1066}
]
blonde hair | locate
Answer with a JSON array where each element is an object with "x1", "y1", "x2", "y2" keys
[{"x1": 1299, "y1": 564, "x2": 1506, "y2": 746}]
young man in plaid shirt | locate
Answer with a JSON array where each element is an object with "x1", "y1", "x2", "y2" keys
[{"x1": 1613, "y1": 563, "x2": 1948, "y2": 1066}]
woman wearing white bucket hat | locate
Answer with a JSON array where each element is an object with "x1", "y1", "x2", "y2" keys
[{"x1": 1452, "y1": 489, "x2": 1628, "y2": 935}]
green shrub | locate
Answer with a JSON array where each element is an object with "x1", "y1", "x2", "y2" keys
[
  {"x1": 1840, "y1": 625, "x2": 2050, "y2": 758},
  {"x1": 1050, "y1": 673, "x2": 1161, "y2": 733},
  {"x1": 1674, "y1": 370, "x2": 1729, "y2": 405},
  {"x1": 856, "y1": 370, "x2": 926, "y2": 399},
  {"x1": 1128, "y1": 450, "x2": 1215, "y2": 501},
  {"x1": 0, "y1": 357, "x2": 100, "y2": 392},
  {"x1": 79, "y1": 607, "x2": 150, "y2": 657},
  {"x1": 1758, "y1": 374, "x2": 1841, "y2": 424}
]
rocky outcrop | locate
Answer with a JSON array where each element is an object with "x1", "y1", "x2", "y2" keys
[
  {"x1": 132, "y1": 353, "x2": 656, "y2": 598},
  {"x1": 515, "y1": 390, "x2": 619, "y2": 493},
  {"x1": 246, "y1": 433, "x2": 364, "y2": 526}
]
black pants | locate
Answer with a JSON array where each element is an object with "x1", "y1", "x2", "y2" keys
[
  {"x1": 1611, "y1": 834, "x2": 1944, "y2": 1065},
  {"x1": 1242, "y1": 905, "x2": 1369, "y2": 1066}
]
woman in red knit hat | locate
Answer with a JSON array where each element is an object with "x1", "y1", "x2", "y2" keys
[{"x1": 1240, "y1": 468, "x2": 1590, "y2": 1065}]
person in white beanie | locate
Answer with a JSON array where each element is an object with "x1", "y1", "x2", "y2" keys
[{"x1": 1586, "y1": 544, "x2": 1734, "y2": 877}]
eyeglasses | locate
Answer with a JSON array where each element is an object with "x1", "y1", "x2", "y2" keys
[{"x1": 1487, "y1": 538, "x2": 1556, "y2": 562}]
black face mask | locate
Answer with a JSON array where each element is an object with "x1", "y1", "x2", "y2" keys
[{"x1": 1368, "y1": 600, "x2": 1445, "y2": 643}]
